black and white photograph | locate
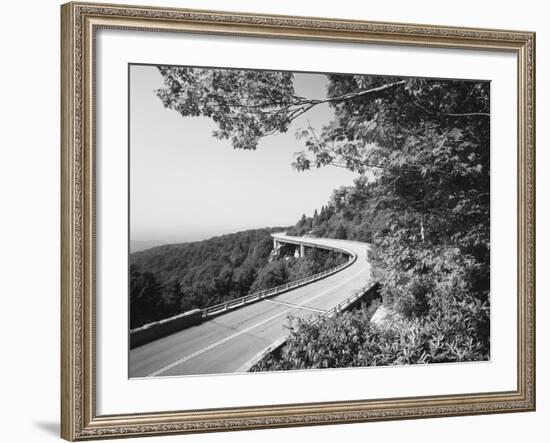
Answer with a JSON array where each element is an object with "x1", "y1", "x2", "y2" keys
[{"x1": 128, "y1": 64, "x2": 490, "y2": 378}]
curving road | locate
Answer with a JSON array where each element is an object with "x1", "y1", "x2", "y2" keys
[{"x1": 129, "y1": 233, "x2": 372, "y2": 378}]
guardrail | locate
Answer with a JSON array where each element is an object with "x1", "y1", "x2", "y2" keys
[
  {"x1": 313, "y1": 281, "x2": 380, "y2": 323},
  {"x1": 202, "y1": 249, "x2": 356, "y2": 319}
]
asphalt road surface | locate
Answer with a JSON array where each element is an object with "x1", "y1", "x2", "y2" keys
[{"x1": 129, "y1": 234, "x2": 372, "y2": 378}]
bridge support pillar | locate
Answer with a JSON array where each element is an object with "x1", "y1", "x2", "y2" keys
[{"x1": 300, "y1": 244, "x2": 305, "y2": 258}]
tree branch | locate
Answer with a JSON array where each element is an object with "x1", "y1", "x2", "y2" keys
[
  {"x1": 316, "y1": 80, "x2": 407, "y2": 105},
  {"x1": 198, "y1": 80, "x2": 408, "y2": 114}
]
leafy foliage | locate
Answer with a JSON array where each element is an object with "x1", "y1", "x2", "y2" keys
[
  {"x1": 156, "y1": 67, "x2": 297, "y2": 150},
  {"x1": 249, "y1": 249, "x2": 346, "y2": 293},
  {"x1": 252, "y1": 294, "x2": 488, "y2": 371}
]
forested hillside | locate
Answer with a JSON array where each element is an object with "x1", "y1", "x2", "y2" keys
[
  {"x1": 287, "y1": 178, "x2": 392, "y2": 243},
  {"x1": 130, "y1": 228, "x2": 347, "y2": 328}
]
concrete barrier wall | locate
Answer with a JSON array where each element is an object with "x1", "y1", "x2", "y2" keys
[{"x1": 130, "y1": 309, "x2": 203, "y2": 349}]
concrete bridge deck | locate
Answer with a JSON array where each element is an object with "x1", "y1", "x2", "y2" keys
[{"x1": 129, "y1": 233, "x2": 372, "y2": 377}]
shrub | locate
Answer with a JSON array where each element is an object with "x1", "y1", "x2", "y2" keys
[{"x1": 251, "y1": 290, "x2": 489, "y2": 372}]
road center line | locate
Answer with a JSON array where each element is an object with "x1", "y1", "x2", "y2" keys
[{"x1": 146, "y1": 266, "x2": 369, "y2": 377}]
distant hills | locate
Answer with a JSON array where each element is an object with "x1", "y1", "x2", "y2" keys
[{"x1": 130, "y1": 239, "x2": 166, "y2": 253}]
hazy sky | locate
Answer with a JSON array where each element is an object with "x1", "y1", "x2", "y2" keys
[{"x1": 130, "y1": 65, "x2": 357, "y2": 248}]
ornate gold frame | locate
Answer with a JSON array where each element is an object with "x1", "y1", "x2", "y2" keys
[{"x1": 61, "y1": 2, "x2": 536, "y2": 440}]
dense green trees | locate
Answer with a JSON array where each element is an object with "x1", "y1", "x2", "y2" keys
[
  {"x1": 251, "y1": 299, "x2": 488, "y2": 371},
  {"x1": 287, "y1": 181, "x2": 393, "y2": 242},
  {"x1": 249, "y1": 249, "x2": 346, "y2": 293},
  {"x1": 130, "y1": 265, "x2": 161, "y2": 328},
  {"x1": 131, "y1": 229, "x2": 272, "y2": 327},
  {"x1": 248, "y1": 260, "x2": 289, "y2": 292},
  {"x1": 130, "y1": 266, "x2": 185, "y2": 328}
]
